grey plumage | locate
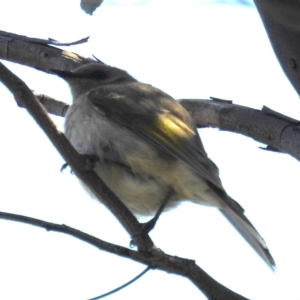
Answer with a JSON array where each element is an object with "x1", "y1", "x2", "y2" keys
[{"x1": 52, "y1": 63, "x2": 275, "y2": 269}]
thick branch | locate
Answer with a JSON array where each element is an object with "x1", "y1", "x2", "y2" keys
[
  {"x1": 0, "y1": 31, "x2": 92, "y2": 72},
  {"x1": 0, "y1": 30, "x2": 89, "y2": 46},
  {"x1": 30, "y1": 93, "x2": 300, "y2": 161},
  {"x1": 181, "y1": 99, "x2": 300, "y2": 161}
]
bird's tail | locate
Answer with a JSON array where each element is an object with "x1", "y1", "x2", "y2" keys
[{"x1": 219, "y1": 202, "x2": 275, "y2": 270}]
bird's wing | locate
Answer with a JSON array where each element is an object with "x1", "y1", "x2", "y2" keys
[{"x1": 87, "y1": 84, "x2": 223, "y2": 190}]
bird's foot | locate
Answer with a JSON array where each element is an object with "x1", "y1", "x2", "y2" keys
[{"x1": 60, "y1": 154, "x2": 99, "y2": 173}]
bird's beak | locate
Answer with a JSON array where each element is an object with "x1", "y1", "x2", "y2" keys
[{"x1": 50, "y1": 69, "x2": 75, "y2": 79}]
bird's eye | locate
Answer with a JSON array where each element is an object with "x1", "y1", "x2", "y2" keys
[{"x1": 91, "y1": 71, "x2": 106, "y2": 79}]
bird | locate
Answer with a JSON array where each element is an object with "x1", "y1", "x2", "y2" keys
[{"x1": 51, "y1": 62, "x2": 275, "y2": 269}]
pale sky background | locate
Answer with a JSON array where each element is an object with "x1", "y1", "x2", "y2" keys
[{"x1": 0, "y1": 1, "x2": 300, "y2": 300}]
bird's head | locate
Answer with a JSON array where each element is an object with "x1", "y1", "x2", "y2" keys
[{"x1": 51, "y1": 62, "x2": 137, "y2": 99}]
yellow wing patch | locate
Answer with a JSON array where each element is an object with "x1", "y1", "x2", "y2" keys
[{"x1": 155, "y1": 111, "x2": 196, "y2": 139}]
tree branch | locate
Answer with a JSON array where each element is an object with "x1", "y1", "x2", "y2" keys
[
  {"x1": 0, "y1": 31, "x2": 92, "y2": 72},
  {"x1": 0, "y1": 30, "x2": 89, "y2": 46},
  {"x1": 181, "y1": 99, "x2": 300, "y2": 161},
  {"x1": 26, "y1": 92, "x2": 300, "y2": 161},
  {"x1": 0, "y1": 210, "x2": 248, "y2": 300}
]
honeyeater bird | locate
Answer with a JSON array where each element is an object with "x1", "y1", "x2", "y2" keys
[{"x1": 52, "y1": 62, "x2": 275, "y2": 269}]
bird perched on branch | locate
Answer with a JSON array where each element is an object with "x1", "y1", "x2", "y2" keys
[{"x1": 52, "y1": 62, "x2": 275, "y2": 269}]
